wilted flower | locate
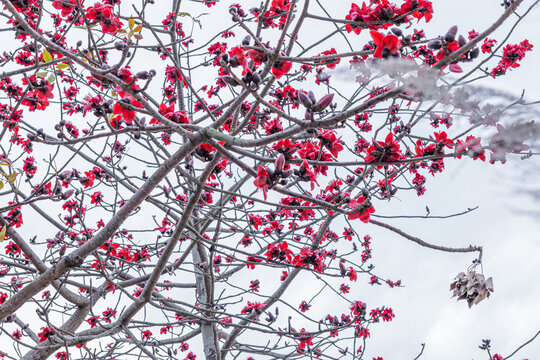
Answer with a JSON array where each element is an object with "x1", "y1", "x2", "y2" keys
[{"x1": 450, "y1": 270, "x2": 494, "y2": 308}]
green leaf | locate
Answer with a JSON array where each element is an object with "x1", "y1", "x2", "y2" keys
[
  {"x1": 0, "y1": 226, "x2": 6, "y2": 243},
  {"x1": 36, "y1": 71, "x2": 48, "y2": 79},
  {"x1": 47, "y1": 74, "x2": 55, "y2": 84},
  {"x1": 42, "y1": 49, "x2": 52, "y2": 63},
  {"x1": 177, "y1": 12, "x2": 191, "y2": 17}
]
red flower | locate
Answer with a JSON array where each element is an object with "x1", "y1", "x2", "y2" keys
[
  {"x1": 102, "y1": 308, "x2": 117, "y2": 323},
  {"x1": 90, "y1": 192, "x2": 104, "y2": 205},
  {"x1": 86, "y1": 316, "x2": 99, "y2": 328},
  {"x1": 272, "y1": 61, "x2": 292, "y2": 79},
  {"x1": 370, "y1": 31, "x2": 401, "y2": 58},
  {"x1": 112, "y1": 94, "x2": 143, "y2": 124},
  {"x1": 5, "y1": 241, "x2": 21, "y2": 256},
  {"x1": 320, "y1": 130, "x2": 344, "y2": 157},
  {"x1": 38, "y1": 327, "x2": 54, "y2": 342},
  {"x1": 0, "y1": 292, "x2": 7, "y2": 305},
  {"x1": 348, "y1": 196, "x2": 375, "y2": 223},
  {"x1": 141, "y1": 330, "x2": 152, "y2": 340},
  {"x1": 265, "y1": 241, "x2": 293, "y2": 263},
  {"x1": 254, "y1": 166, "x2": 271, "y2": 199},
  {"x1": 365, "y1": 133, "x2": 402, "y2": 166},
  {"x1": 241, "y1": 301, "x2": 267, "y2": 315}
]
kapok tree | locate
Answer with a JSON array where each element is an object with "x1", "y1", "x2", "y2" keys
[{"x1": 0, "y1": 0, "x2": 537, "y2": 359}]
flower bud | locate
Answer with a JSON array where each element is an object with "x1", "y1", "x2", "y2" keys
[
  {"x1": 114, "y1": 42, "x2": 127, "y2": 51},
  {"x1": 252, "y1": 72, "x2": 261, "y2": 84},
  {"x1": 458, "y1": 35, "x2": 466, "y2": 47},
  {"x1": 220, "y1": 75, "x2": 239, "y2": 86},
  {"x1": 315, "y1": 93, "x2": 334, "y2": 112},
  {"x1": 59, "y1": 244, "x2": 67, "y2": 256},
  {"x1": 136, "y1": 71, "x2": 150, "y2": 80},
  {"x1": 275, "y1": 153, "x2": 285, "y2": 172},
  {"x1": 391, "y1": 27, "x2": 402, "y2": 37},
  {"x1": 63, "y1": 189, "x2": 75, "y2": 199},
  {"x1": 427, "y1": 39, "x2": 442, "y2": 50},
  {"x1": 229, "y1": 56, "x2": 239, "y2": 67},
  {"x1": 242, "y1": 35, "x2": 251, "y2": 46},
  {"x1": 470, "y1": 47, "x2": 479, "y2": 59},
  {"x1": 307, "y1": 90, "x2": 317, "y2": 104},
  {"x1": 297, "y1": 91, "x2": 313, "y2": 108}
]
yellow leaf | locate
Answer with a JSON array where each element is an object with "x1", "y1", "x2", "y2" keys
[
  {"x1": 42, "y1": 49, "x2": 53, "y2": 63},
  {"x1": 56, "y1": 63, "x2": 69, "y2": 70},
  {"x1": 129, "y1": 18, "x2": 135, "y2": 29},
  {"x1": 0, "y1": 226, "x2": 5, "y2": 243},
  {"x1": 117, "y1": 28, "x2": 128, "y2": 33},
  {"x1": 133, "y1": 24, "x2": 143, "y2": 33},
  {"x1": 0, "y1": 181, "x2": 3, "y2": 191},
  {"x1": 7, "y1": 172, "x2": 17, "y2": 183}
]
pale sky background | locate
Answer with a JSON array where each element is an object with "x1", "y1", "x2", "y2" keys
[{"x1": 1, "y1": 0, "x2": 539, "y2": 359}]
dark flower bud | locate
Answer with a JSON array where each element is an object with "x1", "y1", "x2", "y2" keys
[
  {"x1": 242, "y1": 35, "x2": 251, "y2": 46},
  {"x1": 27, "y1": 133, "x2": 35, "y2": 141},
  {"x1": 221, "y1": 53, "x2": 229, "y2": 63},
  {"x1": 59, "y1": 244, "x2": 67, "y2": 256},
  {"x1": 361, "y1": 188, "x2": 370, "y2": 198},
  {"x1": 314, "y1": 93, "x2": 334, "y2": 112},
  {"x1": 297, "y1": 91, "x2": 313, "y2": 108},
  {"x1": 444, "y1": 32, "x2": 455, "y2": 43},
  {"x1": 76, "y1": 40, "x2": 82, "y2": 47},
  {"x1": 114, "y1": 42, "x2": 127, "y2": 51},
  {"x1": 229, "y1": 56, "x2": 239, "y2": 67},
  {"x1": 136, "y1": 71, "x2": 150, "y2": 80},
  {"x1": 391, "y1": 27, "x2": 402, "y2": 37},
  {"x1": 63, "y1": 189, "x2": 75, "y2": 199},
  {"x1": 148, "y1": 69, "x2": 156, "y2": 77},
  {"x1": 427, "y1": 39, "x2": 442, "y2": 50},
  {"x1": 307, "y1": 90, "x2": 317, "y2": 104},
  {"x1": 58, "y1": 170, "x2": 71, "y2": 180},
  {"x1": 470, "y1": 47, "x2": 479, "y2": 59},
  {"x1": 381, "y1": 47, "x2": 390, "y2": 58},
  {"x1": 447, "y1": 25, "x2": 458, "y2": 35},
  {"x1": 220, "y1": 75, "x2": 239, "y2": 86},
  {"x1": 252, "y1": 72, "x2": 261, "y2": 84},
  {"x1": 281, "y1": 169, "x2": 293, "y2": 178},
  {"x1": 275, "y1": 153, "x2": 285, "y2": 172},
  {"x1": 458, "y1": 35, "x2": 466, "y2": 47},
  {"x1": 265, "y1": 166, "x2": 274, "y2": 178}
]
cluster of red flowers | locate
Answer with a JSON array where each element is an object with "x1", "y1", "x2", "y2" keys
[{"x1": 345, "y1": 0, "x2": 433, "y2": 35}]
